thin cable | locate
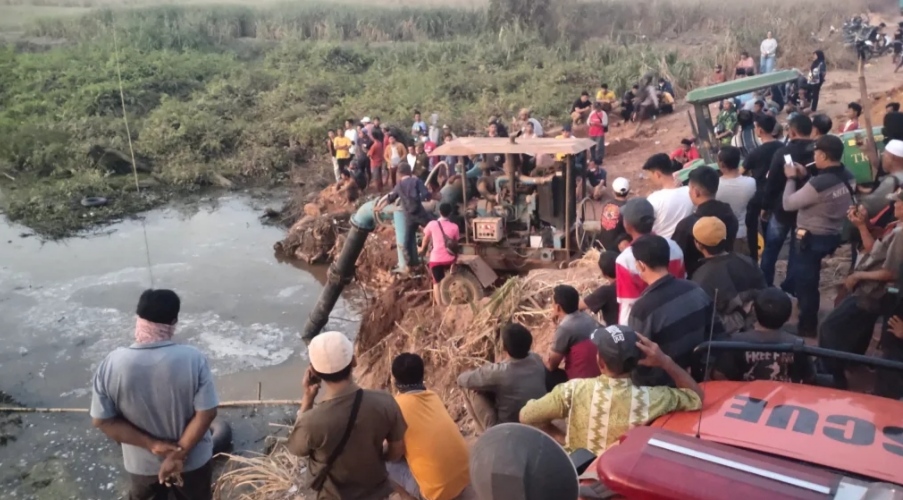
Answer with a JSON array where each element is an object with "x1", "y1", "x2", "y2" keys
[{"x1": 111, "y1": 22, "x2": 155, "y2": 287}]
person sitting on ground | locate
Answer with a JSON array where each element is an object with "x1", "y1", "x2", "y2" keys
[
  {"x1": 546, "y1": 285, "x2": 603, "y2": 383},
  {"x1": 457, "y1": 323, "x2": 548, "y2": 431},
  {"x1": 657, "y1": 88, "x2": 675, "y2": 115},
  {"x1": 375, "y1": 162, "x2": 433, "y2": 271},
  {"x1": 713, "y1": 288, "x2": 816, "y2": 383},
  {"x1": 643, "y1": 153, "x2": 695, "y2": 239},
  {"x1": 690, "y1": 217, "x2": 767, "y2": 334},
  {"x1": 520, "y1": 325, "x2": 703, "y2": 455},
  {"x1": 731, "y1": 110, "x2": 761, "y2": 160},
  {"x1": 715, "y1": 100, "x2": 739, "y2": 145},
  {"x1": 841, "y1": 102, "x2": 862, "y2": 133},
  {"x1": 716, "y1": 146, "x2": 757, "y2": 255},
  {"x1": 572, "y1": 91, "x2": 593, "y2": 122},
  {"x1": 91, "y1": 289, "x2": 219, "y2": 500},
  {"x1": 470, "y1": 424, "x2": 580, "y2": 500},
  {"x1": 620, "y1": 85, "x2": 638, "y2": 122},
  {"x1": 596, "y1": 83, "x2": 617, "y2": 112},
  {"x1": 593, "y1": 177, "x2": 630, "y2": 252},
  {"x1": 288, "y1": 331, "x2": 406, "y2": 499},
  {"x1": 626, "y1": 235, "x2": 725, "y2": 385},
  {"x1": 615, "y1": 198, "x2": 686, "y2": 324},
  {"x1": 658, "y1": 78, "x2": 674, "y2": 97},
  {"x1": 579, "y1": 250, "x2": 619, "y2": 326},
  {"x1": 336, "y1": 170, "x2": 360, "y2": 205},
  {"x1": 673, "y1": 166, "x2": 740, "y2": 277},
  {"x1": 388, "y1": 353, "x2": 471, "y2": 500},
  {"x1": 419, "y1": 203, "x2": 460, "y2": 306},
  {"x1": 819, "y1": 192, "x2": 903, "y2": 389},
  {"x1": 735, "y1": 51, "x2": 756, "y2": 77},
  {"x1": 670, "y1": 138, "x2": 701, "y2": 166},
  {"x1": 811, "y1": 113, "x2": 833, "y2": 139},
  {"x1": 709, "y1": 64, "x2": 726, "y2": 85}
]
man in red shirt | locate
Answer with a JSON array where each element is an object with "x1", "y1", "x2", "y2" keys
[
  {"x1": 670, "y1": 138, "x2": 701, "y2": 166},
  {"x1": 546, "y1": 285, "x2": 602, "y2": 385},
  {"x1": 368, "y1": 136, "x2": 385, "y2": 192},
  {"x1": 588, "y1": 102, "x2": 608, "y2": 167}
]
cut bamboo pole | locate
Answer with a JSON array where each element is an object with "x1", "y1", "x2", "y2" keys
[{"x1": 0, "y1": 399, "x2": 305, "y2": 414}]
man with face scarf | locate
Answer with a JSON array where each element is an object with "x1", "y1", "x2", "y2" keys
[{"x1": 90, "y1": 289, "x2": 220, "y2": 499}]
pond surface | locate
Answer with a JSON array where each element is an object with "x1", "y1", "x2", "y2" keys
[{"x1": 0, "y1": 194, "x2": 357, "y2": 498}]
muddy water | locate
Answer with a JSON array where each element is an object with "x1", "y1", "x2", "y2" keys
[{"x1": 0, "y1": 194, "x2": 358, "y2": 498}]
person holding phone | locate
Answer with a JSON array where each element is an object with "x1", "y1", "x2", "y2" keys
[{"x1": 287, "y1": 331, "x2": 407, "y2": 499}]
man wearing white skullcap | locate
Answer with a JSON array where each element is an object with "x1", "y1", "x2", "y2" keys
[
  {"x1": 287, "y1": 331, "x2": 407, "y2": 499},
  {"x1": 861, "y1": 139, "x2": 903, "y2": 217}
]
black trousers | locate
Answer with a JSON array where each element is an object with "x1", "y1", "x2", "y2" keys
[
  {"x1": 746, "y1": 200, "x2": 761, "y2": 262},
  {"x1": 128, "y1": 460, "x2": 213, "y2": 500}
]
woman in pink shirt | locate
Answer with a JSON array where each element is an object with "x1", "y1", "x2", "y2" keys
[{"x1": 419, "y1": 202, "x2": 460, "y2": 305}]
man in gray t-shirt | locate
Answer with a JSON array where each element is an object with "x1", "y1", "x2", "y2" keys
[{"x1": 90, "y1": 289, "x2": 219, "y2": 500}]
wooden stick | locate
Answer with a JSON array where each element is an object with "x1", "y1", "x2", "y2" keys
[
  {"x1": 256, "y1": 382, "x2": 262, "y2": 401},
  {"x1": 0, "y1": 399, "x2": 305, "y2": 414},
  {"x1": 858, "y1": 58, "x2": 880, "y2": 179}
]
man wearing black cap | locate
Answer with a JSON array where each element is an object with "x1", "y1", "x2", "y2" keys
[
  {"x1": 783, "y1": 134, "x2": 855, "y2": 337},
  {"x1": 520, "y1": 325, "x2": 702, "y2": 456}
]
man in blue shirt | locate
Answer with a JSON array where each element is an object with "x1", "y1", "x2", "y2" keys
[
  {"x1": 376, "y1": 163, "x2": 434, "y2": 270},
  {"x1": 90, "y1": 289, "x2": 219, "y2": 500}
]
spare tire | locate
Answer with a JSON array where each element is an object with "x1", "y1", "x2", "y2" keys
[
  {"x1": 80, "y1": 196, "x2": 108, "y2": 207},
  {"x1": 210, "y1": 418, "x2": 233, "y2": 454}
]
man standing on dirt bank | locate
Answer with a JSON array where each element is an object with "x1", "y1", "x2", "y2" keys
[
  {"x1": 288, "y1": 331, "x2": 406, "y2": 500},
  {"x1": 783, "y1": 135, "x2": 855, "y2": 338},
  {"x1": 743, "y1": 114, "x2": 783, "y2": 260},
  {"x1": 376, "y1": 163, "x2": 433, "y2": 271},
  {"x1": 760, "y1": 31, "x2": 778, "y2": 74},
  {"x1": 761, "y1": 114, "x2": 815, "y2": 291},
  {"x1": 90, "y1": 289, "x2": 219, "y2": 500}
]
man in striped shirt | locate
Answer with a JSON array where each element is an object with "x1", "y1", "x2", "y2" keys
[
  {"x1": 615, "y1": 198, "x2": 686, "y2": 325},
  {"x1": 627, "y1": 235, "x2": 724, "y2": 386}
]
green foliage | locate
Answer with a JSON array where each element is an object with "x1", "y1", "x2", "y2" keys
[{"x1": 0, "y1": 0, "x2": 868, "y2": 235}]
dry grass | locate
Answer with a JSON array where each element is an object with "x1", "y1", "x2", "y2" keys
[
  {"x1": 354, "y1": 250, "x2": 608, "y2": 431},
  {"x1": 216, "y1": 448, "x2": 309, "y2": 500}
]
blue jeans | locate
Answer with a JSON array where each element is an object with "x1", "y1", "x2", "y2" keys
[
  {"x1": 795, "y1": 233, "x2": 841, "y2": 333},
  {"x1": 760, "y1": 55, "x2": 775, "y2": 74},
  {"x1": 760, "y1": 214, "x2": 797, "y2": 290}
]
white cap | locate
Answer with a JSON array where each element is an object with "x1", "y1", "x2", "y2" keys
[
  {"x1": 612, "y1": 177, "x2": 630, "y2": 195},
  {"x1": 361, "y1": 117, "x2": 372, "y2": 124},
  {"x1": 308, "y1": 331, "x2": 354, "y2": 375},
  {"x1": 887, "y1": 139, "x2": 903, "y2": 159}
]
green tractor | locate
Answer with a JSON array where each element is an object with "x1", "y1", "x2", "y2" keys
[{"x1": 678, "y1": 69, "x2": 878, "y2": 185}]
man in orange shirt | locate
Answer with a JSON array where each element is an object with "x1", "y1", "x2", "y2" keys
[{"x1": 388, "y1": 354, "x2": 473, "y2": 500}]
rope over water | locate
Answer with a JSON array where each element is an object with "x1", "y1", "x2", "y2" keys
[{"x1": 111, "y1": 19, "x2": 155, "y2": 288}]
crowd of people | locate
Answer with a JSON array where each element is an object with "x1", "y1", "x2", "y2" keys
[{"x1": 85, "y1": 32, "x2": 903, "y2": 500}]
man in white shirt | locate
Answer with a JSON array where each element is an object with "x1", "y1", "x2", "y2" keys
[
  {"x1": 642, "y1": 153, "x2": 695, "y2": 239},
  {"x1": 715, "y1": 146, "x2": 757, "y2": 255},
  {"x1": 344, "y1": 119, "x2": 358, "y2": 158},
  {"x1": 760, "y1": 31, "x2": 778, "y2": 74}
]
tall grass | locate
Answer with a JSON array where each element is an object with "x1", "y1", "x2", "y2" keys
[{"x1": 0, "y1": 0, "x2": 881, "y2": 234}]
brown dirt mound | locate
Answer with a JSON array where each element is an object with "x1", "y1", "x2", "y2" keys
[
  {"x1": 274, "y1": 211, "x2": 350, "y2": 264},
  {"x1": 606, "y1": 138, "x2": 639, "y2": 158},
  {"x1": 354, "y1": 251, "x2": 606, "y2": 433}
]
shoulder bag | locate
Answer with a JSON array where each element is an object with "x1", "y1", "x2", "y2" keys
[
  {"x1": 436, "y1": 219, "x2": 460, "y2": 257},
  {"x1": 309, "y1": 389, "x2": 364, "y2": 492}
]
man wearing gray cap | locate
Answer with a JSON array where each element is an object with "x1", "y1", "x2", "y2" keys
[
  {"x1": 614, "y1": 198, "x2": 686, "y2": 325},
  {"x1": 520, "y1": 325, "x2": 703, "y2": 456}
]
